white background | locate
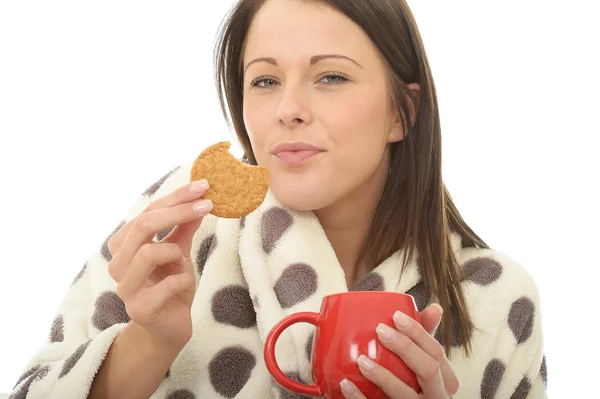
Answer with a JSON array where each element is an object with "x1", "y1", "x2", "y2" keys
[{"x1": 1, "y1": 1, "x2": 598, "y2": 397}]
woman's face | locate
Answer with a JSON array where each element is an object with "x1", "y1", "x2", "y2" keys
[{"x1": 242, "y1": 0, "x2": 407, "y2": 211}]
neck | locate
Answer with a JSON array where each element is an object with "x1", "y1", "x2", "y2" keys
[{"x1": 313, "y1": 157, "x2": 389, "y2": 287}]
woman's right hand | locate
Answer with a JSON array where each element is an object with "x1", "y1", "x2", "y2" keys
[{"x1": 106, "y1": 178, "x2": 213, "y2": 350}]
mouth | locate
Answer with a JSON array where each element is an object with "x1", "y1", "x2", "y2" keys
[
  {"x1": 271, "y1": 142, "x2": 325, "y2": 166},
  {"x1": 275, "y1": 150, "x2": 321, "y2": 165}
]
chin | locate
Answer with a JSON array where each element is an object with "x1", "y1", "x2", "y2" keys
[{"x1": 270, "y1": 178, "x2": 334, "y2": 212}]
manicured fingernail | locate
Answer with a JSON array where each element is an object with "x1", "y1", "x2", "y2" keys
[
  {"x1": 357, "y1": 355, "x2": 376, "y2": 372},
  {"x1": 193, "y1": 199, "x2": 213, "y2": 214},
  {"x1": 393, "y1": 311, "x2": 412, "y2": 328},
  {"x1": 340, "y1": 378, "x2": 356, "y2": 395},
  {"x1": 189, "y1": 179, "x2": 208, "y2": 193},
  {"x1": 376, "y1": 323, "x2": 397, "y2": 341}
]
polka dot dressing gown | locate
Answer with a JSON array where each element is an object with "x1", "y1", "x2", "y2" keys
[{"x1": 9, "y1": 163, "x2": 548, "y2": 398}]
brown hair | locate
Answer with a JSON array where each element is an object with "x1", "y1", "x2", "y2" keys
[{"x1": 214, "y1": 0, "x2": 489, "y2": 358}]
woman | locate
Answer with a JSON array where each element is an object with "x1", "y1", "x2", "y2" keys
[{"x1": 9, "y1": 0, "x2": 547, "y2": 398}]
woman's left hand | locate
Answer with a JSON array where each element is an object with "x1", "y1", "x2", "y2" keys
[{"x1": 340, "y1": 304, "x2": 460, "y2": 399}]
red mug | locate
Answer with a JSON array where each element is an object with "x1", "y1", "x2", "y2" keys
[{"x1": 264, "y1": 291, "x2": 422, "y2": 398}]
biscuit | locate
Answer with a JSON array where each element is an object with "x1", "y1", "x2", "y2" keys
[{"x1": 190, "y1": 141, "x2": 269, "y2": 218}]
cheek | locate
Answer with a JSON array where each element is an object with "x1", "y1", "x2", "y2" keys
[
  {"x1": 326, "y1": 98, "x2": 388, "y2": 162},
  {"x1": 243, "y1": 103, "x2": 270, "y2": 163}
]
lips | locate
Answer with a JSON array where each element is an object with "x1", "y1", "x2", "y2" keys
[
  {"x1": 275, "y1": 150, "x2": 320, "y2": 164},
  {"x1": 272, "y1": 142, "x2": 324, "y2": 166},
  {"x1": 272, "y1": 142, "x2": 322, "y2": 153}
]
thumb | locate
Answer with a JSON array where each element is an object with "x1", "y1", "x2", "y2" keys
[{"x1": 420, "y1": 303, "x2": 443, "y2": 336}]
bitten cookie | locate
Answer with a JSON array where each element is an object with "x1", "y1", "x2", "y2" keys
[{"x1": 190, "y1": 141, "x2": 269, "y2": 218}]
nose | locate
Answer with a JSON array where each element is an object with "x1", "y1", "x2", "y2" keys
[{"x1": 276, "y1": 85, "x2": 312, "y2": 128}]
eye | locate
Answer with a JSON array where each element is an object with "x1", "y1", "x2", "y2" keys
[
  {"x1": 248, "y1": 72, "x2": 350, "y2": 89},
  {"x1": 319, "y1": 72, "x2": 349, "y2": 85},
  {"x1": 250, "y1": 76, "x2": 279, "y2": 88}
]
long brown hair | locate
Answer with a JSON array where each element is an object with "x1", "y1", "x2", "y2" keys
[{"x1": 214, "y1": 0, "x2": 489, "y2": 358}]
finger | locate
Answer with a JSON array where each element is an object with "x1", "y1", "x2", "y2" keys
[
  {"x1": 340, "y1": 379, "x2": 368, "y2": 399},
  {"x1": 375, "y1": 325, "x2": 445, "y2": 398},
  {"x1": 161, "y1": 217, "x2": 206, "y2": 279},
  {"x1": 109, "y1": 198, "x2": 212, "y2": 282},
  {"x1": 108, "y1": 179, "x2": 209, "y2": 256},
  {"x1": 162, "y1": 214, "x2": 206, "y2": 255},
  {"x1": 141, "y1": 272, "x2": 195, "y2": 318},
  {"x1": 420, "y1": 304, "x2": 443, "y2": 335},
  {"x1": 378, "y1": 310, "x2": 458, "y2": 397},
  {"x1": 416, "y1": 305, "x2": 459, "y2": 395},
  {"x1": 109, "y1": 179, "x2": 209, "y2": 255},
  {"x1": 356, "y1": 355, "x2": 419, "y2": 399},
  {"x1": 116, "y1": 242, "x2": 183, "y2": 300},
  {"x1": 418, "y1": 305, "x2": 459, "y2": 395}
]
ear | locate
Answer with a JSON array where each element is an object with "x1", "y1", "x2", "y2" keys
[
  {"x1": 386, "y1": 83, "x2": 421, "y2": 143},
  {"x1": 407, "y1": 83, "x2": 421, "y2": 126}
]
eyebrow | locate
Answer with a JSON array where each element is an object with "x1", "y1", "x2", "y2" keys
[{"x1": 243, "y1": 54, "x2": 363, "y2": 75}]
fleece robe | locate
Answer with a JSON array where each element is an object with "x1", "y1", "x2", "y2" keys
[{"x1": 9, "y1": 163, "x2": 548, "y2": 399}]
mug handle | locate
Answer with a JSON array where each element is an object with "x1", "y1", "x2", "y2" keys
[{"x1": 263, "y1": 312, "x2": 322, "y2": 397}]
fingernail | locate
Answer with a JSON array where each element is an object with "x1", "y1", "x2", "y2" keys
[
  {"x1": 376, "y1": 323, "x2": 397, "y2": 341},
  {"x1": 357, "y1": 354, "x2": 376, "y2": 372},
  {"x1": 393, "y1": 311, "x2": 412, "y2": 328},
  {"x1": 193, "y1": 199, "x2": 213, "y2": 214},
  {"x1": 190, "y1": 179, "x2": 208, "y2": 193},
  {"x1": 340, "y1": 379, "x2": 356, "y2": 395},
  {"x1": 432, "y1": 303, "x2": 444, "y2": 314}
]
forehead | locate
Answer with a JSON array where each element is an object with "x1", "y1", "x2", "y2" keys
[{"x1": 244, "y1": 0, "x2": 376, "y2": 63}]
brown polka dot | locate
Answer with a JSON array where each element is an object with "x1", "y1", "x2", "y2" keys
[
  {"x1": 59, "y1": 341, "x2": 91, "y2": 378},
  {"x1": 481, "y1": 359, "x2": 505, "y2": 399},
  {"x1": 32, "y1": 365, "x2": 50, "y2": 380},
  {"x1": 272, "y1": 372, "x2": 312, "y2": 399},
  {"x1": 155, "y1": 226, "x2": 174, "y2": 241},
  {"x1": 195, "y1": 234, "x2": 216, "y2": 275},
  {"x1": 540, "y1": 355, "x2": 547, "y2": 385},
  {"x1": 166, "y1": 389, "x2": 196, "y2": 399},
  {"x1": 92, "y1": 291, "x2": 131, "y2": 331},
  {"x1": 240, "y1": 216, "x2": 246, "y2": 229},
  {"x1": 350, "y1": 273, "x2": 385, "y2": 292},
  {"x1": 434, "y1": 305, "x2": 462, "y2": 348},
  {"x1": 50, "y1": 315, "x2": 64, "y2": 343},
  {"x1": 274, "y1": 263, "x2": 318, "y2": 309},
  {"x1": 510, "y1": 376, "x2": 532, "y2": 399},
  {"x1": 35, "y1": 365, "x2": 51, "y2": 379},
  {"x1": 71, "y1": 262, "x2": 87, "y2": 286},
  {"x1": 101, "y1": 220, "x2": 126, "y2": 262},
  {"x1": 11, "y1": 365, "x2": 51, "y2": 399},
  {"x1": 405, "y1": 281, "x2": 431, "y2": 312},
  {"x1": 462, "y1": 257, "x2": 503, "y2": 285},
  {"x1": 13, "y1": 365, "x2": 40, "y2": 389},
  {"x1": 165, "y1": 368, "x2": 171, "y2": 379},
  {"x1": 261, "y1": 207, "x2": 293, "y2": 254},
  {"x1": 143, "y1": 166, "x2": 181, "y2": 196},
  {"x1": 209, "y1": 346, "x2": 256, "y2": 398},
  {"x1": 508, "y1": 297, "x2": 535, "y2": 344},
  {"x1": 306, "y1": 331, "x2": 315, "y2": 361},
  {"x1": 212, "y1": 285, "x2": 256, "y2": 328}
]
